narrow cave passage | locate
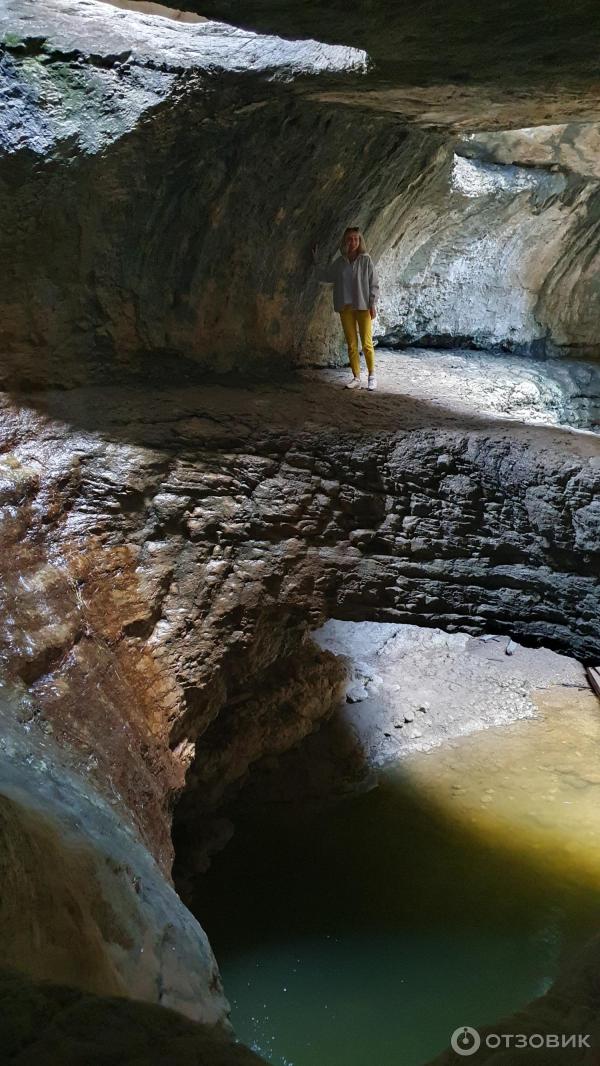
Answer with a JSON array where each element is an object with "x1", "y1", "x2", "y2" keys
[{"x1": 190, "y1": 622, "x2": 600, "y2": 1066}]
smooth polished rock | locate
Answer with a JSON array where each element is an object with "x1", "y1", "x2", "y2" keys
[{"x1": 0, "y1": 697, "x2": 227, "y2": 1024}]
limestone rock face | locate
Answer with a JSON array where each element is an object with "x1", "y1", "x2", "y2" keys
[
  {"x1": 5, "y1": 1, "x2": 600, "y2": 387},
  {"x1": 1, "y1": 368, "x2": 599, "y2": 866},
  {"x1": 0, "y1": 722, "x2": 226, "y2": 1024},
  {"x1": 0, "y1": 385, "x2": 348, "y2": 1009},
  {"x1": 376, "y1": 127, "x2": 600, "y2": 356},
  {"x1": 162, "y1": 0, "x2": 600, "y2": 128},
  {"x1": 0, "y1": 433, "x2": 231, "y2": 1021},
  {"x1": 0, "y1": 0, "x2": 443, "y2": 385},
  {"x1": 0, "y1": 77, "x2": 439, "y2": 383},
  {"x1": 462, "y1": 124, "x2": 600, "y2": 180},
  {"x1": 2, "y1": 0, "x2": 600, "y2": 1057}
]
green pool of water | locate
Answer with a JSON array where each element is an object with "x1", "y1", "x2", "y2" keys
[{"x1": 196, "y1": 692, "x2": 600, "y2": 1065}]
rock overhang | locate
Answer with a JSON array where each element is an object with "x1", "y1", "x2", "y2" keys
[
  {"x1": 135, "y1": 0, "x2": 600, "y2": 129},
  {"x1": 5, "y1": 0, "x2": 600, "y2": 133}
]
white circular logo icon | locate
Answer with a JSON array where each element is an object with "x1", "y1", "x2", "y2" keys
[{"x1": 451, "y1": 1026, "x2": 481, "y2": 1056}]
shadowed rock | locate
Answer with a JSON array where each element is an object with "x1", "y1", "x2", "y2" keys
[{"x1": 0, "y1": 967, "x2": 264, "y2": 1064}]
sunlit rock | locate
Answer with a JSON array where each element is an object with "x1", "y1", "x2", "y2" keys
[{"x1": 376, "y1": 127, "x2": 600, "y2": 356}]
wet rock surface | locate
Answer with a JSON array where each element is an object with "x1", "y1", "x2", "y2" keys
[
  {"x1": 1, "y1": 358, "x2": 598, "y2": 820},
  {"x1": 2, "y1": 3, "x2": 600, "y2": 1057},
  {"x1": 0, "y1": 689, "x2": 227, "y2": 1023},
  {"x1": 0, "y1": 352, "x2": 598, "y2": 1047}
]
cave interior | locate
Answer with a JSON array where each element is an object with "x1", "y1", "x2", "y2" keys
[{"x1": 1, "y1": 0, "x2": 600, "y2": 1063}]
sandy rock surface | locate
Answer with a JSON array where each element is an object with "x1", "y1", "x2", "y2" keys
[{"x1": 315, "y1": 619, "x2": 588, "y2": 768}]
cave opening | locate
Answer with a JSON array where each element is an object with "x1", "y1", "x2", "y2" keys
[{"x1": 179, "y1": 619, "x2": 600, "y2": 1066}]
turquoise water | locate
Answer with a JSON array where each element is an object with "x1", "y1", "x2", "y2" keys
[{"x1": 195, "y1": 704, "x2": 600, "y2": 1066}]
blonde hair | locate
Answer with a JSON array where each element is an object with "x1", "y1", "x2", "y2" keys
[{"x1": 339, "y1": 226, "x2": 367, "y2": 256}]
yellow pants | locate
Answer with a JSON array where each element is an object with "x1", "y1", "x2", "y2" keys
[{"x1": 339, "y1": 305, "x2": 375, "y2": 376}]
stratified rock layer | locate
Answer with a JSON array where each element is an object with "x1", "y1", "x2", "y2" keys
[
  {"x1": 155, "y1": 0, "x2": 600, "y2": 128},
  {"x1": 1, "y1": 358, "x2": 598, "y2": 874},
  {"x1": 2, "y1": 2, "x2": 600, "y2": 1059}
]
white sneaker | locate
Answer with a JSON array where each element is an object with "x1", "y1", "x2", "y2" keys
[
  {"x1": 367, "y1": 374, "x2": 377, "y2": 391},
  {"x1": 345, "y1": 376, "x2": 362, "y2": 389}
]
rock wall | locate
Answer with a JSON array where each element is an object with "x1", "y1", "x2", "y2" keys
[
  {"x1": 0, "y1": 390, "x2": 346, "y2": 1010},
  {"x1": 0, "y1": 713, "x2": 227, "y2": 1024},
  {"x1": 3, "y1": 375, "x2": 599, "y2": 855},
  {"x1": 1, "y1": 370, "x2": 598, "y2": 1045},
  {"x1": 168, "y1": 0, "x2": 600, "y2": 130},
  {"x1": 0, "y1": 0, "x2": 445, "y2": 387},
  {"x1": 2, "y1": 1, "x2": 600, "y2": 1059},
  {"x1": 8, "y1": 3, "x2": 600, "y2": 393},
  {"x1": 376, "y1": 126, "x2": 600, "y2": 356}
]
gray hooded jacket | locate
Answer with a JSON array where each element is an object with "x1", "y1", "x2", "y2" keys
[{"x1": 315, "y1": 253, "x2": 380, "y2": 312}]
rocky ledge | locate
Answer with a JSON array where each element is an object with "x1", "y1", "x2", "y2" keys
[
  {"x1": 0, "y1": 352, "x2": 598, "y2": 1054},
  {"x1": 1, "y1": 357, "x2": 598, "y2": 881}
]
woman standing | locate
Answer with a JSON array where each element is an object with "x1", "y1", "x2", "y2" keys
[{"x1": 312, "y1": 226, "x2": 379, "y2": 390}]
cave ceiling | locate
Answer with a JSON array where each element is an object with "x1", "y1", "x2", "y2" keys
[
  {"x1": 163, "y1": 0, "x2": 600, "y2": 128},
  {"x1": 4, "y1": 0, "x2": 600, "y2": 131}
]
